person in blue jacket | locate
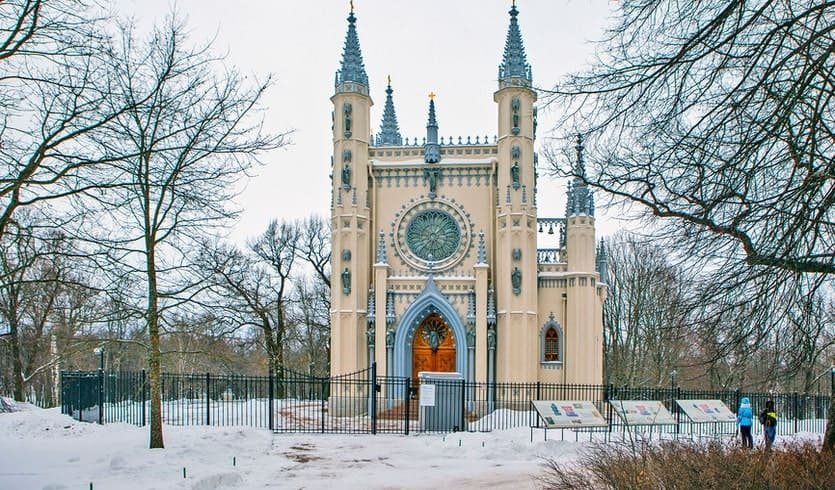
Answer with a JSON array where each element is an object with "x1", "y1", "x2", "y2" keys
[{"x1": 736, "y1": 397, "x2": 754, "y2": 448}]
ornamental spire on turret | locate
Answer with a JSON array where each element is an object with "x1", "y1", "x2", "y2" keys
[
  {"x1": 498, "y1": 1, "x2": 532, "y2": 86},
  {"x1": 335, "y1": 4, "x2": 369, "y2": 93},
  {"x1": 566, "y1": 134, "x2": 595, "y2": 217},
  {"x1": 424, "y1": 93, "x2": 440, "y2": 163},
  {"x1": 376, "y1": 76, "x2": 402, "y2": 146},
  {"x1": 596, "y1": 239, "x2": 609, "y2": 284}
]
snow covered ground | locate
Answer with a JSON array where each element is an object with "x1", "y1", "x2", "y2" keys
[
  {"x1": 1, "y1": 398, "x2": 826, "y2": 490},
  {"x1": 0, "y1": 399, "x2": 579, "y2": 490}
]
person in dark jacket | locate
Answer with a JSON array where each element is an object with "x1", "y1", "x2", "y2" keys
[
  {"x1": 736, "y1": 397, "x2": 753, "y2": 448},
  {"x1": 759, "y1": 400, "x2": 777, "y2": 449}
]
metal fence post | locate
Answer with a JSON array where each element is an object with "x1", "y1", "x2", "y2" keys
[
  {"x1": 793, "y1": 392, "x2": 798, "y2": 434},
  {"x1": 460, "y1": 378, "x2": 466, "y2": 432},
  {"x1": 404, "y1": 377, "x2": 411, "y2": 435},
  {"x1": 675, "y1": 386, "x2": 681, "y2": 435},
  {"x1": 268, "y1": 366, "x2": 274, "y2": 431},
  {"x1": 205, "y1": 372, "x2": 211, "y2": 426},
  {"x1": 77, "y1": 374, "x2": 83, "y2": 422},
  {"x1": 320, "y1": 377, "x2": 326, "y2": 434},
  {"x1": 141, "y1": 369, "x2": 146, "y2": 426},
  {"x1": 370, "y1": 362, "x2": 378, "y2": 435},
  {"x1": 98, "y1": 368, "x2": 104, "y2": 425}
]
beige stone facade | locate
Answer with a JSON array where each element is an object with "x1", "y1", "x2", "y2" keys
[{"x1": 329, "y1": 5, "x2": 606, "y2": 386}]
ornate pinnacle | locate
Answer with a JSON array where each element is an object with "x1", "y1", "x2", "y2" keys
[
  {"x1": 367, "y1": 288, "x2": 375, "y2": 324},
  {"x1": 487, "y1": 287, "x2": 496, "y2": 326},
  {"x1": 376, "y1": 77, "x2": 402, "y2": 146},
  {"x1": 424, "y1": 96, "x2": 440, "y2": 163},
  {"x1": 376, "y1": 229, "x2": 387, "y2": 263},
  {"x1": 477, "y1": 230, "x2": 486, "y2": 264},
  {"x1": 498, "y1": 2, "x2": 531, "y2": 84},
  {"x1": 335, "y1": 6, "x2": 369, "y2": 91}
]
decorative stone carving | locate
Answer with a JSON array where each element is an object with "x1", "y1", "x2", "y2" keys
[
  {"x1": 341, "y1": 267, "x2": 351, "y2": 295},
  {"x1": 512, "y1": 248, "x2": 522, "y2": 261},
  {"x1": 342, "y1": 249, "x2": 351, "y2": 261},
  {"x1": 511, "y1": 97, "x2": 520, "y2": 135},
  {"x1": 424, "y1": 167, "x2": 441, "y2": 198},
  {"x1": 341, "y1": 164, "x2": 351, "y2": 189},
  {"x1": 343, "y1": 102, "x2": 352, "y2": 138},
  {"x1": 511, "y1": 161, "x2": 520, "y2": 189},
  {"x1": 511, "y1": 267, "x2": 522, "y2": 295}
]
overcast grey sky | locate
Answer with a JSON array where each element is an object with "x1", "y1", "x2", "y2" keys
[{"x1": 114, "y1": 0, "x2": 615, "y2": 243}]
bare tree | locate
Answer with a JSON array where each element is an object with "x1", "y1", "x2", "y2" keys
[
  {"x1": 201, "y1": 221, "x2": 299, "y2": 374},
  {"x1": 287, "y1": 274, "x2": 330, "y2": 376},
  {"x1": 603, "y1": 232, "x2": 690, "y2": 387},
  {"x1": 89, "y1": 15, "x2": 284, "y2": 448},
  {"x1": 0, "y1": 1, "x2": 129, "y2": 243},
  {"x1": 297, "y1": 215, "x2": 331, "y2": 288},
  {"x1": 545, "y1": 1, "x2": 833, "y2": 277},
  {"x1": 0, "y1": 215, "x2": 99, "y2": 403},
  {"x1": 544, "y1": 0, "x2": 834, "y2": 446}
]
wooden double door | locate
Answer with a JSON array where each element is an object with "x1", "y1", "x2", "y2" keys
[{"x1": 411, "y1": 313, "x2": 456, "y2": 385}]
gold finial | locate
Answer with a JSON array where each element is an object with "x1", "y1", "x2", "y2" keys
[
  {"x1": 350, "y1": 0, "x2": 354, "y2": 13},
  {"x1": 387, "y1": 75, "x2": 391, "y2": 85},
  {"x1": 512, "y1": 0, "x2": 516, "y2": 6},
  {"x1": 428, "y1": 91, "x2": 436, "y2": 100}
]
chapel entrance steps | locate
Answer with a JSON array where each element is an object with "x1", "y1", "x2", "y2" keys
[{"x1": 377, "y1": 399, "x2": 419, "y2": 420}]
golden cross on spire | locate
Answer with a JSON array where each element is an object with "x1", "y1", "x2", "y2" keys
[
  {"x1": 387, "y1": 75, "x2": 391, "y2": 85},
  {"x1": 350, "y1": 0, "x2": 354, "y2": 13},
  {"x1": 428, "y1": 91, "x2": 436, "y2": 100},
  {"x1": 512, "y1": 0, "x2": 516, "y2": 6}
]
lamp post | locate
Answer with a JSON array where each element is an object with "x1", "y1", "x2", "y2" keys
[
  {"x1": 671, "y1": 369, "x2": 679, "y2": 435},
  {"x1": 93, "y1": 346, "x2": 104, "y2": 424},
  {"x1": 93, "y1": 346, "x2": 104, "y2": 371}
]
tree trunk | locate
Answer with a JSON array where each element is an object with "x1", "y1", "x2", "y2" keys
[
  {"x1": 146, "y1": 244, "x2": 164, "y2": 449},
  {"x1": 824, "y1": 397, "x2": 835, "y2": 451},
  {"x1": 9, "y1": 317, "x2": 25, "y2": 402}
]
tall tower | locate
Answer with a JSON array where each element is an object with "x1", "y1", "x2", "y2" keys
[
  {"x1": 331, "y1": 6, "x2": 373, "y2": 376},
  {"x1": 493, "y1": 3, "x2": 538, "y2": 382}
]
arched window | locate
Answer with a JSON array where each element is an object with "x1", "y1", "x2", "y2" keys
[
  {"x1": 544, "y1": 328, "x2": 559, "y2": 361},
  {"x1": 540, "y1": 312, "x2": 563, "y2": 365}
]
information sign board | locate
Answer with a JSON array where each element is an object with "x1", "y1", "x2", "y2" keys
[
  {"x1": 531, "y1": 400, "x2": 607, "y2": 428},
  {"x1": 675, "y1": 399, "x2": 736, "y2": 423},
  {"x1": 419, "y1": 384, "x2": 436, "y2": 407},
  {"x1": 609, "y1": 400, "x2": 677, "y2": 425}
]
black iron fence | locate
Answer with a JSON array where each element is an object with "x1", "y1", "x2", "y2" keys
[{"x1": 60, "y1": 366, "x2": 832, "y2": 436}]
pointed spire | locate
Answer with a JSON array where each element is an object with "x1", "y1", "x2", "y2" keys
[
  {"x1": 335, "y1": 5, "x2": 369, "y2": 94},
  {"x1": 498, "y1": 2, "x2": 532, "y2": 86},
  {"x1": 574, "y1": 133, "x2": 586, "y2": 179},
  {"x1": 424, "y1": 93, "x2": 440, "y2": 163},
  {"x1": 566, "y1": 134, "x2": 595, "y2": 217},
  {"x1": 477, "y1": 230, "x2": 487, "y2": 264},
  {"x1": 596, "y1": 239, "x2": 609, "y2": 283},
  {"x1": 376, "y1": 76, "x2": 403, "y2": 146}
]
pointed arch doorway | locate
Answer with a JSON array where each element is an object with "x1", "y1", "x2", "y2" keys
[{"x1": 411, "y1": 313, "x2": 457, "y2": 386}]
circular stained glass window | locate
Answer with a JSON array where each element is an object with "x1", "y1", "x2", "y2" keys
[{"x1": 406, "y1": 209, "x2": 461, "y2": 262}]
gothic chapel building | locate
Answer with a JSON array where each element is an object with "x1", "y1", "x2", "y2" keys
[{"x1": 330, "y1": 4, "x2": 607, "y2": 389}]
